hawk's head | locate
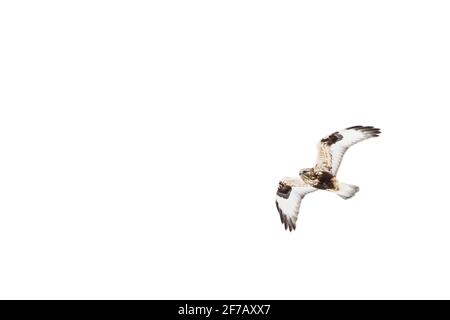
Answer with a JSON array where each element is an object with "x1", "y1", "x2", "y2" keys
[
  {"x1": 300, "y1": 168, "x2": 315, "y2": 184},
  {"x1": 300, "y1": 168, "x2": 313, "y2": 177}
]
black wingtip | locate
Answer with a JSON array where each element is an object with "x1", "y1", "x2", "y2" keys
[
  {"x1": 275, "y1": 201, "x2": 283, "y2": 223},
  {"x1": 346, "y1": 125, "x2": 364, "y2": 130},
  {"x1": 276, "y1": 200, "x2": 297, "y2": 232},
  {"x1": 347, "y1": 125, "x2": 381, "y2": 137}
]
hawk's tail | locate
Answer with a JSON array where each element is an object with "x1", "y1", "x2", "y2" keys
[{"x1": 335, "y1": 182, "x2": 359, "y2": 200}]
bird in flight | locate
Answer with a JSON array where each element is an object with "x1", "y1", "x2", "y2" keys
[{"x1": 276, "y1": 125, "x2": 381, "y2": 231}]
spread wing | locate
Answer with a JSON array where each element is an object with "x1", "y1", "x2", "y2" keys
[
  {"x1": 316, "y1": 125, "x2": 381, "y2": 175},
  {"x1": 275, "y1": 179, "x2": 316, "y2": 232}
]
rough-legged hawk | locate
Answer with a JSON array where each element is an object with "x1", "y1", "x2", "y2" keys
[{"x1": 276, "y1": 125, "x2": 381, "y2": 231}]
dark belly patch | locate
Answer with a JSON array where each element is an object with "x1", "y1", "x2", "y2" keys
[{"x1": 313, "y1": 171, "x2": 336, "y2": 190}]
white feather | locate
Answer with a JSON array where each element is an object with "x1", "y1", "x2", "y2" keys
[
  {"x1": 316, "y1": 126, "x2": 381, "y2": 175},
  {"x1": 275, "y1": 179, "x2": 316, "y2": 231}
]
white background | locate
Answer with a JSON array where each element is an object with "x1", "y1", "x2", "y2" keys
[{"x1": 1, "y1": 1, "x2": 449, "y2": 299}]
